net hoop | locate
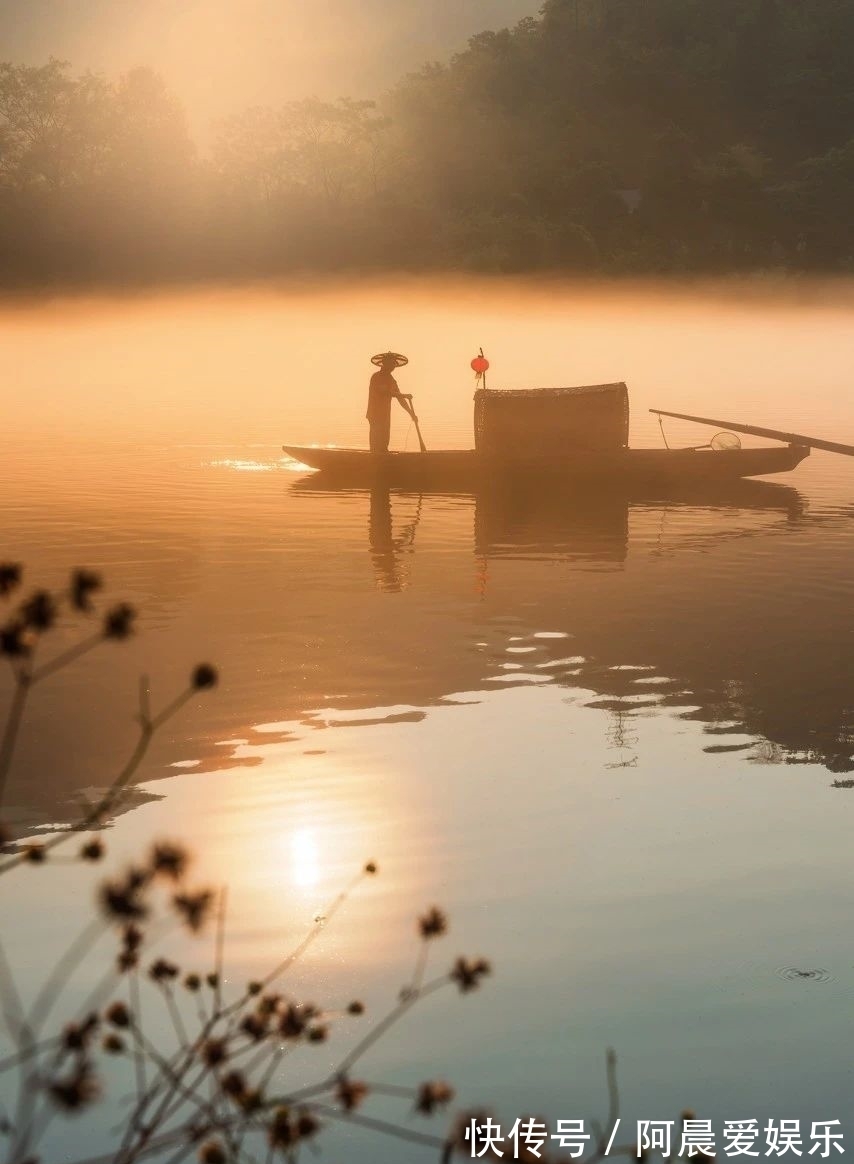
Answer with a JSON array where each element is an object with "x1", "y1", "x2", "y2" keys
[{"x1": 710, "y1": 431, "x2": 742, "y2": 451}]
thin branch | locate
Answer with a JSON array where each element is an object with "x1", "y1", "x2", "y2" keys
[
  {"x1": 114, "y1": 1023, "x2": 218, "y2": 1163},
  {"x1": 151, "y1": 1139, "x2": 196, "y2": 1164},
  {"x1": 353, "y1": 1081, "x2": 419, "y2": 1099},
  {"x1": 0, "y1": 671, "x2": 31, "y2": 803},
  {"x1": 0, "y1": 626, "x2": 107, "y2": 803},
  {"x1": 125, "y1": 1022, "x2": 216, "y2": 1128},
  {"x1": 121, "y1": 1060, "x2": 212, "y2": 1161},
  {"x1": 27, "y1": 916, "x2": 106, "y2": 1033},
  {"x1": 214, "y1": 888, "x2": 227, "y2": 1017},
  {"x1": 129, "y1": 970, "x2": 147, "y2": 1106},
  {"x1": 72, "y1": 918, "x2": 172, "y2": 1026},
  {"x1": 0, "y1": 1035, "x2": 59, "y2": 1076},
  {"x1": 139, "y1": 675, "x2": 150, "y2": 726},
  {"x1": 309, "y1": 1101, "x2": 445, "y2": 1151},
  {"x1": 162, "y1": 986, "x2": 189, "y2": 1050},
  {"x1": 0, "y1": 679, "x2": 202, "y2": 877},
  {"x1": 605, "y1": 1047, "x2": 619, "y2": 1143},
  {"x1": 29, "y1": 632, "x2": 102, "y2": 684},
  {"x1": 409, "y1": 940, "x2": 429, "y2": 995},
  {"x1": 225, "y1": 867, "x2": 368, "y2": 1017},
  {"x1": 334, "y1": 975, "x2": 449, "y2": 1078},
  {"x1": 151, "y1": 687, "x2": 196, "y2": 732},
  {"x1": 0, "y1": 932, "x2": 27, "y2": 1043}
]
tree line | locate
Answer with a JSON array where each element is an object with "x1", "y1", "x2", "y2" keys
[{"x1": 2, "y1": 0, "x2": 854, "y2": 286}]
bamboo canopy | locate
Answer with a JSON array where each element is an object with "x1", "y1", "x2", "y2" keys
[
  {"x1": 650, "y1": 409, "x2": 854, "y2": 458},
  {"x1": 476, "y1": 383, "x2": 629, "y2": 455}
]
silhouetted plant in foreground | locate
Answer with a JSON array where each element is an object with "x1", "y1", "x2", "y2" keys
[{"x1": 0, "y1": 564, "x2": 636, "y2": 1163}]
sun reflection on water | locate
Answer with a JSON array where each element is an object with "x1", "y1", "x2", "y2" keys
[
  {"x1": 290, "y1": 827, "x2": 320, "y2": 888},
  {"x1": 208, "y1": 457, "x2": 285, "y2": 472}
]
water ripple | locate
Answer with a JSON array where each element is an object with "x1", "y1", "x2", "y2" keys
[{"x1": 775, "y1": 967, "x2": 835, "y2": 984}]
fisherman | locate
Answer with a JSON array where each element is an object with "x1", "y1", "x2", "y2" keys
[{"x1": 367, "y1": 352, "x2": 412, "y2": 454}]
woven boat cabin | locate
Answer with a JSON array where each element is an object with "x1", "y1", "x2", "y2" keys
[{"x1": 473, "y1": 383, "x2": 629, "y2": 457}]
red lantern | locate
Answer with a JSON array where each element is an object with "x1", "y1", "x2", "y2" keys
[{"x1": 471, "y1": 349, "x2": 490, "y2": 388}]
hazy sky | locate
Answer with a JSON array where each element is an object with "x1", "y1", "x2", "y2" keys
[{"x1": 0, "y1": 0, "x2": 538, "y2": 128}]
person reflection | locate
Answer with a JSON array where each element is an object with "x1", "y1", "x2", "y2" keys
[{"x1": 368, "y1": 487, "x2": 420, "y2": 592}]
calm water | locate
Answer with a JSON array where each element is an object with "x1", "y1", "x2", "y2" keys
[{"x1": 2, "y1": 282, "x2": 854, "y2": 1160}]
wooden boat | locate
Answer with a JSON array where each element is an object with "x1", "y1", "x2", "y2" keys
[
  {"x1": 282, "y1": 443, "x2": 809, "y2": 488},
  {"x1": 284, "y1": 382, "x2": 822, "y2": 489}
]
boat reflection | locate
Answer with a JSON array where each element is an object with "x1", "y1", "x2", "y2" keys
[
  {"x1": 295, "y1": 473, "x2": 804, "y2": 572},
  {"x1": 474, "y1": 478, "x2": 802, "y2": 563},
  {"x1": 474, "y1": 486, "x2": 629, "y2": 564},
  {"x1": 289, "y1": 472, "x2": 854, "y2": 777}
]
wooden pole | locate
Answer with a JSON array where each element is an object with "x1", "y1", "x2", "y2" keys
[
  {"x1": 403, "y1": 397, "x2": 427, "y2": 453},
  {"x1": 650, "y1": 408, "x2": 854, "y2": 458}
]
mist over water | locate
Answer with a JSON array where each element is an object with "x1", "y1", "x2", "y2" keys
[
  {"x1": 3, "y1": 278, "x2": 854, "y2": 1160},
  {"x1": 5, "y1": 278, "x2": 854, "y2": 454}
]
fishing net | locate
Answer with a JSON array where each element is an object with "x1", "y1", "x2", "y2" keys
[{"x1": 474, "y1": 383, "x2": 629, "y2": 455}]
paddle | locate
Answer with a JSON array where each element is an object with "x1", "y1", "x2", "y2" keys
[
  {"x1": 650, "y1": 409, "x2": 854, "y2": 458},
  {"x1": 401, "y1": 395, "x2": 428, "y2": 453}
]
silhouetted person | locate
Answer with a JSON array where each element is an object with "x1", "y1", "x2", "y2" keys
[{"x1": 367, "y1": 352, "x2": 411, "y2": 453}]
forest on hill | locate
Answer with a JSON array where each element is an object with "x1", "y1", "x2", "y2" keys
[{"x1": 1, "y1": 0, "x2": 853, "y2": 285}]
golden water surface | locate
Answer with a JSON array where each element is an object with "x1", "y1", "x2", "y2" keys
[{"x1": 2, "y1": 280, "x2": 854, "y2": 1160}]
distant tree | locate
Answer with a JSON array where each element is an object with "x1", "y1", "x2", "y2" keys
[
  {"x1": 0, "y1": 58, "x2": 112, "y2": 191},
  {"x1": 778, "y1": 137, "x2": 854, "y2": 268},
  {"x1": 213, "y1": 98, "x2": 391, "y2": 210},
  {"x1": 4, "y1": 0, "x2": 854, "y2": 283},
  {"x1": 102, "y1": 66, "x2": 195, "y2": 192},
  {"x1": 0, "y1": 58, "x2": 195, "y2": 283},
  {"x1": 0, "y1": 59, "x2": 192, "y2": 194}
]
